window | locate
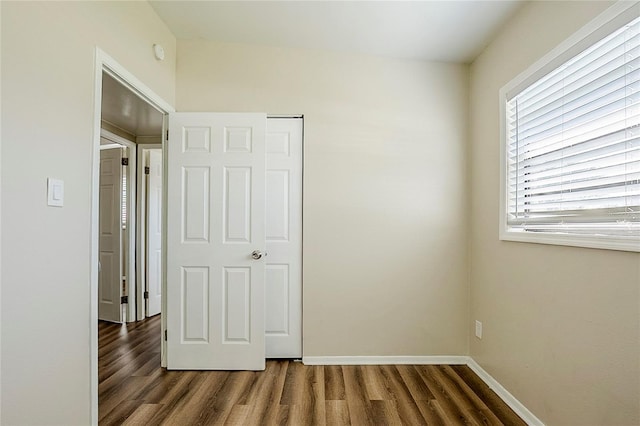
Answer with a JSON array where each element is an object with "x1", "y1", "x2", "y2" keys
[{"x1": 500, "y1": 3, "x2": 640, "y2": 252}]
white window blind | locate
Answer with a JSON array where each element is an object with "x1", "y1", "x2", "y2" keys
[
  {"x1": 122, "y1": 161, "x2": 127, "y2": 229},
  {"x1": 506, "y1": 15, "x2": 640, "y2": 241}
]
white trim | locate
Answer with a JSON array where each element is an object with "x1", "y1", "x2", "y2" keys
[
  {"x1": 91, "y1": 47, "x2": 173, "y2": 426},
  {"x1": 100, "y1": 128, "x2": 134, "y2": 146},
  {"x1": 499, "y1": 231, "x2": 640, "y2": 253},
  {"x1": 136, "y1": 144, "x2": 162, "y2": 321},
  {"x1": 99, "y1": 51, "x2": 174, "y2": 115},
  {"x1": 499, "y1": 1, "x2": 640, "y2": 253},
  {"x1": 160, "y1": 114, "x2": 168, "y2": 368},
  {"x1": 99, "y1": 143, "x2": 123, "y2": 151},
  {"x1": 502, "y1": 1, "x2": 639, "y2": 100},
  {"x1": 136, "y1": 145, "x2": 147, "y2": 321},
  {"x1": 0, "y1": 2, "x2": 3, "y2": 418},
  {"x1": 302, "y1": 356, "x2": 469, "y2": 365},
  {"x1": 467, "y1": 358, "x2": 545, "y2": 426},
  {"x1": 267, "y1": 114, "x2": 304, "y2": 119}
]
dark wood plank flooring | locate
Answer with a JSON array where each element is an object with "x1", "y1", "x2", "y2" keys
[{"x1": 99, "y1": 316, "x2": 526, "y2": 425}]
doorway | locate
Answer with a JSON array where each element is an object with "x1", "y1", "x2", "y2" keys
[
  {"x1": 91, "y1": 49, "x2": 305, "y2": 424},
  {"x1": 91, "y1": 49, "x2": 173, "y2": 425},
  {"x1": 99, "y1": 72, "x2": 165, "y2": 323}
]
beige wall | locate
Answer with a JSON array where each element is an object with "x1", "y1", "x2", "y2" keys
[
  {"x1": 6, "y1": 1, "x2": 636, "y2": 424},
  {"x1": 1, "y1": 2, "x2": 175, "y2": 424},
  {"x1": 177, "y1": 40, "x2": 470, "y2": 357},
  {"x1": 469, "y1": 1, "x2": 640, "y2": 424}
]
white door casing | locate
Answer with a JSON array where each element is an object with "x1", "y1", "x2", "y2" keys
[
  {"x1": 98, "y1": 147, "x2": 123, "y2": 323},
  {"x1": 146, "y1": 149, "x2": 163, "y2": 317},
  {"x1": 265, "y1": 118, "x2": 303, "y2": 358},
  {"x1": 166, "y1": 112, "x2": 267, "y2": 370}
]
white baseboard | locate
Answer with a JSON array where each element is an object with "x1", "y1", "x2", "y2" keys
[
  {"x1": 301, "y1": 355, "x2": 543, "y2": 426},
  {"x1": 466, "y1": 358, "x2": 544, "y2": 426},
  {"x1": 302, "y1": 355, "x2": 469, "y2": 365}
]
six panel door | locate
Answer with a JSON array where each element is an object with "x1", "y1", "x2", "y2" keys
[
  {"x1": 166, "y1": 113, "x2": 267, "y2": 370},
  {"x1": 98, "y1": 146, "x2": 123, "y2": 323}
]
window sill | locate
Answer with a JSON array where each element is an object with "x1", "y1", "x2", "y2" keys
[{"x1": 499, "y1": 230, "x2": 640, "y2": 253}]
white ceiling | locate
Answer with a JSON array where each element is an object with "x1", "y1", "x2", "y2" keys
[
  {"x1": 102, "y1": 1, "x2": 523, "y2": 135},
  {"x1": 101, "y1": 73, "x2": 164, "y2": 137},
  {"x1": 150, "y1": 0, "x2": 524, "y2": 63}
]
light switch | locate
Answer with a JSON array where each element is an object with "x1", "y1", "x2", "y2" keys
[{"x1": 47, "y1": 178, "x2": 64, "y2": 207}]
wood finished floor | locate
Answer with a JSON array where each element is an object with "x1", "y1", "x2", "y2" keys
[{"x1": 99, "y1": 316, "x2": 526, "y2": 425}]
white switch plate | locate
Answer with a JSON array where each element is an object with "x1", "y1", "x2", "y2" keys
[
  {"x1": 475, "y1": 320, "x2": 483, "y2": 339},
  {"x1": 47, "y1": 178, "x2": 64, "y2": 207}
]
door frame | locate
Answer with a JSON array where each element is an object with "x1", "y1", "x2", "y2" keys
[
  {"x1": 136, "y1": 143, "x2": 162, "y2": 320},
  {"x1": 90, "y1": 48, "x2": 173, "y2": 425},
  {"x1": 100, "y1": 128, "x2": 137, "y2": 323}
]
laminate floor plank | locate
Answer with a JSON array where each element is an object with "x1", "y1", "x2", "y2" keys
[
  {"x1": 342, "y1": 366, "x2": 377, "y2": 426},
  {"x1": 245, "y1": 361, "x2": 289, "y2": 425},
  {"x1": 427, "y1": 365, "x2": 494, "y2": 426},
  {"x1": 438, "y1": 365, "x2": 504, "y2": 426},
  {"x1": 325, "y1": 365, "x2": 346, "y2": 401},
  {"x1": 99, "y1": 318, "x2": 527, "y2": 425},
  {"x1": 99, "y1": 376, "x2": 156, "y2": 422},
  {"x1": 160, "y1": 371, "x2": 231, "y2": 425},
  {"x1": 416, "y1": 365, "x2": 476, "y2": 425},
  {"x1": 397, "y1": 365, "x2": 436, "y2": 401},
  {"x1": 325, "y1": 400, "x2": 351, "y2": 426},
  {"x1": 362, "y1": 365, "x2": 391, "y2": 401},
  {"x1": 450, "y1": 365, "x2": 528, "y2": 426},
  {"x1": 280, "y1": 360, "x2": 304, "y2": 405},
  {"x1": 121, "y1": 403, "x2": 164, "y2": 426},
  {"x1": 415, "y1": 399, "x2": 448, "y2": 426},
  {"x1": 224, "y1": 405, "x2": 250, "y2": 425},
  {"x1": 288, "y1": 365, "x2": 325, "y2": 425},
  {"x1": 378, "y1": 365, "x2": 427, "y2": 425},
  {"x1": 370, "y1": 400, "x2": 403, "y2": 424}
]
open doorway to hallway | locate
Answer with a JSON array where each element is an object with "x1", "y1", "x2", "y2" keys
[
  {"x1": 97, "y1": 70, "x2": 165, "y2": 420},
  {"x1": 99, "y1": 71, "x2": 164, "y2": 323},
  {"x1": 91, "y1": 49, "x2": 174, "y2": 424}
]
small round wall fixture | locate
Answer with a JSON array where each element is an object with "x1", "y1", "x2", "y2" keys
[{"x1": 153, "y1": 44, "x2": 165, "y2": 61}]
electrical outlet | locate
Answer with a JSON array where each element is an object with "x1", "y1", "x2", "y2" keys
[{"x1": 475, "y1": 320, "x2": 483, "y2": 339}]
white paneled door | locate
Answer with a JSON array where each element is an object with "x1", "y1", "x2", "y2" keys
[
  {"x1": 146, "y1": 149, "x2": 163, "y2": 317},
  {"x1": 98, "y1": 147, "x2": 123, "y2": 323},
  {"x1": 166, "y1": 113, "x2": 267, "y2": 370},
  {"x1": 265, "y1": 118, "x2": 303, "y2": 358}
]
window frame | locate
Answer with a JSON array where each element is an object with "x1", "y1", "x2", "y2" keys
[{"x1": 499, "y1": 1, "x2": 640, "y2": 253}]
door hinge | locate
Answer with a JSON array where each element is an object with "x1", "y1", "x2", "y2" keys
[
  {"x1": 121, "y1": 295, "x2": 128, "y2": 304},
  {"x1": 144, "y1": 166, "x2": 150, "y2": 175},
  {"x1": 122, "y1": 158, "x2": 129, "y2": 166},
  {"x1": 166, "y1": 130, "x2": 169, "y2": 141},
  {"x1": 144, "y1": 291, "x2": 149, "y2": 299},
  {"x1": 164, "y1": 330, "x2": 167, "y2": 341}
]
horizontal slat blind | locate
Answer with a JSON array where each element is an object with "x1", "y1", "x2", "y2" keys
[{"x1": 506, "y1": 15, "x2": 640, "y2": 239}]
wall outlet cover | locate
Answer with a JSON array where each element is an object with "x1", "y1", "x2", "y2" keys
[{"x1": 475, "y1": 320, "x2": 483, "y2": 339}]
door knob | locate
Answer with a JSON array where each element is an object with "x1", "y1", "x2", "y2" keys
[{"x1": 251, "y1": 250, "x2": 264, "y2": 260}]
